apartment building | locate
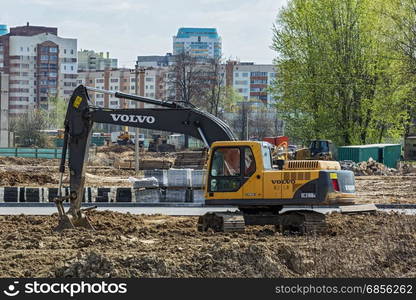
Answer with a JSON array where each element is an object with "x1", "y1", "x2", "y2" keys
[
  {"x1": 0, "y1": 23, "x2": 77, "y2": 115},
  {"x1": 77, "y1": 67, "x2": 167, "y2": 107},
  {"x1": 0, "y1": 72, "x2": 9, "y2": 146},
  {"x1": 173, "y1": 28, "x2": 222, "y2": 60},
  {"x1": 77, "y1": 67, "x2": 167, "y2": 133},
  {"x1": 78, "y1": 49, "x2": 118, "y2": 71},
  {"x1": 225, "y1": 61, "x2": 276, "y2": 104},
  {"x1": 136, "y1": 53, "x2": 175, "y2": 68}
]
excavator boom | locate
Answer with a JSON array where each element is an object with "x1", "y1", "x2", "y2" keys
[{"x1": 53, "y1": 85, "x2": 236, "y2": 231}]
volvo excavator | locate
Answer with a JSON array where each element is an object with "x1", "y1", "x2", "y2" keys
[{"x1": 53, "y1": 85, "x2": 373, "y2": 234}]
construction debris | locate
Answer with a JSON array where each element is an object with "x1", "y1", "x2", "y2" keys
[
  {"x1": 340, "y1": 158, "x2": 398, "y2": 176},
  {"x1": 397, "y1": 161, "x2": 416, "y2": 174}
]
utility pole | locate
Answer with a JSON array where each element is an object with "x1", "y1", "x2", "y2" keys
[{"x1": 134, "y1": 63, "x2": 140, "y2": 173}]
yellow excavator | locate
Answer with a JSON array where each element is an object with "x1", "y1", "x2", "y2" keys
[
  {"x1": 52, "y1": 86, "x2": 373, "y2": 234},
  {"x1": 295, "y1": 140, "x2": 335, "y2": 160}
]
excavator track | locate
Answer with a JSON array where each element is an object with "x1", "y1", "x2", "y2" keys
[
  {"x1": 198, "y1": 210, "x2": 327, "y2": 235},
  {"x1": 197, "y1": 212, "x2": 245, "y2": 232},
  {"x1": 276, "y1": 210, "x2": 327, "y2": 235}
]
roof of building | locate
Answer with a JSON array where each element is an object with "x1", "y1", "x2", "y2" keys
[
  {"x1": 176, "y1": 27, "x2": 219, "y2": 39},
  {"x1": 339, "y1": 144, "x2": 400, "y2": 148},
  {"x1": 8, "y1": 23, "x2": 57, "y2": 37}
]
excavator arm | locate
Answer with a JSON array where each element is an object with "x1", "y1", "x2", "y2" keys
[{"x1": 54, "y1": 85, "x2": 236, "y2": 231}]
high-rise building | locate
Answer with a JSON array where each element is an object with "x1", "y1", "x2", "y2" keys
[
  {"x1": 0, "y1": 23, "x2": 77, "y2": 115},
  {"x1": 78, "y1": 49, "x2": 118, "y2": 71},
  {"x1": 0, "y1": 25, "x2": 8, "y2": 36},
  {"x1": 173, "y1": 28, "x2": 222, "y2": 60}
]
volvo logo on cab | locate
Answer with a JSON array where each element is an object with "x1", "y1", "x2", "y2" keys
[{"x1": 110, "y1": 114, "x2": 155, "y2": 124}]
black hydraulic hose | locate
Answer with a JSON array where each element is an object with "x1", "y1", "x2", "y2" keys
[{"x1": 59, "y1": 129, "x2": 69, "y2": 173}]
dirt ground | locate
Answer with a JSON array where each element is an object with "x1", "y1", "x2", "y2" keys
[
  {"x1": 355, "y1": 175, "x2": 416, "y2": 204},
  {"x1": 1, "y1": 154, "x2": 416, "y2": 278},
  {"x1": 0, "y1": 211, "x2": 415, "y2": 278}
]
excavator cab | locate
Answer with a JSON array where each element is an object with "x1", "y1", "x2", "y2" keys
[
  {"x1": 309, "y1": 140, "x2": 335, "y2": 160},
  {"x1": 295, "y1": 139, "x2": 335, "y2": 160},
  {"x1": 205, "y1": 141, "x2": 355, "y2": 207},
  {"x1": 199, "y1": 141, "x2": 361, "y2": 233}
]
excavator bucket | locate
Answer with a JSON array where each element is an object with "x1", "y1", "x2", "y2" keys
[
  {"x1": 54, "y1": 215, "x2": 75, "y2": 232},
  {"x1": 53, "y1": 195, "x2": 95, "y2": 232},
  {"x1": 54, "y1": 213, "x2": 94, "y2": 232}
]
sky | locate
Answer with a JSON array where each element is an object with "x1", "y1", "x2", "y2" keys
[{"x1": 0, "y1": 0, "x2": 288, "y2": 67}]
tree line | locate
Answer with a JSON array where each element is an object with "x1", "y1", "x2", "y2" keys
[{"x1": 272, "y1": 0, "x2": 416, "y2": 146}]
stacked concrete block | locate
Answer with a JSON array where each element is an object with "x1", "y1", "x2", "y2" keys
[
  {"x1": 135, "y1": 189, "x2": 161, "y2": 203},
  {"x1": 143, "y1": 170, "x2": 168, "y2": 187}
]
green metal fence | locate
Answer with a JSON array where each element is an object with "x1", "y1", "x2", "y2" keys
[{"x1": 0, "y1": 148, "x2": 65, "y2": 159}]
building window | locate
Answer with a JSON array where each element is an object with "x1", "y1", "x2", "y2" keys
[
  {"x1": 251, "y1": 72, "x2": 268, "y2": 77},
  {"x1": 70, "y1": 49, "x2": 74, "y2": 54},
  {"x1": 64, "y1": 49, "x2": 67, "y2": 54},
  {"x1": 49, "y1": 47, "x2": 58, "y2": 53},
  {"x1": 40, "y1": 55, "x2": 49, "y2": 61}
]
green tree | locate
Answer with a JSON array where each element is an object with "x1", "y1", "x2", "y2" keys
[
  {"x1": 271, "y1": 0, "x2": 406, "y2": 146},
  {"x1": 382, "y1": 0, "x2": 416, "y2": 136},
  {"x1": 47, "y1": 96, "x2": 67, "y2": 129},
  {"x1": 14, "y1": 110, "x2": 49, "y2": 147}
]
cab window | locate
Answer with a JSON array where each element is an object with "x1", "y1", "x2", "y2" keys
[
  {"x1": 209, "y1": 146, "x2": 256, "y2": 193},
  {"x1": 244, "y1": 147, "x2": 256, "y2": 176},
  {"x1": 211, "y1": 147, "x2": 241, "y2": 176},
  {"x1": 261, "y1": 143, "x2": 272, "y2": 170}
]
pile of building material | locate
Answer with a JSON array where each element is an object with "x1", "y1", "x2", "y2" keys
[
  {"x1": 340, "y1": 158, "x2": 397, "y2": 176},
  {"x1": 114, "y1": 157, "x2": 173, "y2": 170},
  {"x1": 129, "y1": 176, "x2": 161, "y2": 203},
  {"x1": 396, "y1": 161, "x2": 416, "y2": 174},
  {"x1": 173, "y1": 151, "x2": 207, "y2": 169},
  {"x1": 137, "y1": 168, "x2": 207, "y2": 203}
]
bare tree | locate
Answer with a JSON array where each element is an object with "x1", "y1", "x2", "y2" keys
[
  {"x1": 167, "y1": 52, "x2": 206, "y2": 105},
  {"x1": 226, "y1": 101, "x2": 283, "y2": 140},
  {"x1": 202, "y1": 57, "x2": 225, "y2": 117}
]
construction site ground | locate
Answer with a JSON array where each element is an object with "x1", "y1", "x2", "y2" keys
[
  {"x1": 0, "y1": 149, "x2": 415, "y2": 278},
  {"x1": 0, "y1": 211, "x2": 415, "y2": 278}
]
